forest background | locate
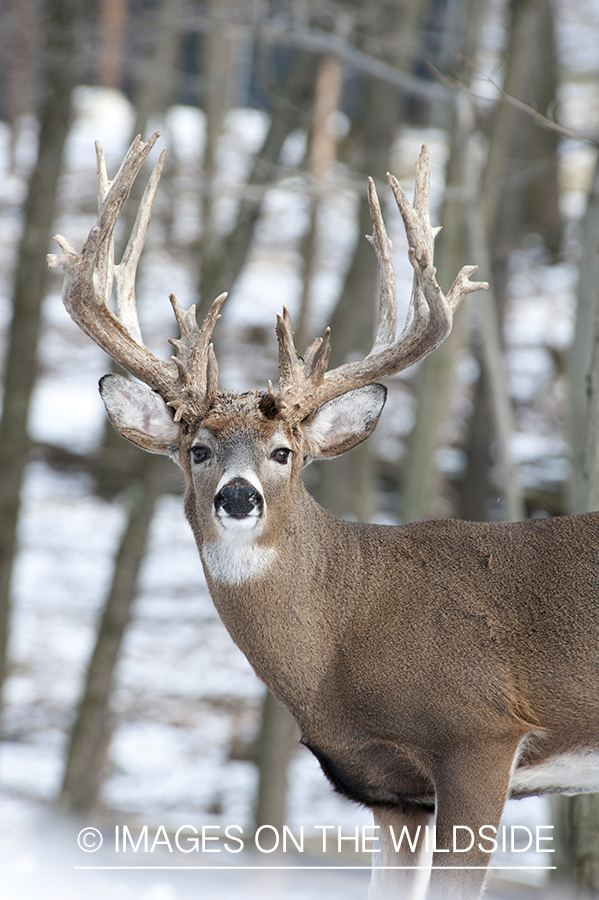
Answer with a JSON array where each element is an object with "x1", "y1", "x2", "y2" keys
[{"x1": 0, "y1": 0, "x2": 598, "y2": 897}]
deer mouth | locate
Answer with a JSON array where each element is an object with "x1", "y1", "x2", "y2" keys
[{"x1": 213, "y1": 480, "x2": 264, "y2": 531}]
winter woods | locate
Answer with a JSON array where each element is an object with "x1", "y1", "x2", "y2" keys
[{"x1": 0, "y1": 0, "x2": 598, "y2": 897}]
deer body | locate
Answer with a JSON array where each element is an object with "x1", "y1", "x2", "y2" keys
[
  {"x1": 184, "y1": 423, "x2": 599, "y2": 809},
  {"x1": 48, "y1": 134, "x2": 599, "y2": 899},
  {"x1": 177, "y1": 391, "x2": 599, "y2": 899}
]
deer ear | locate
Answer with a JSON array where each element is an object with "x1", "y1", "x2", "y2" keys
[
  {"x1": 99, "y1": 374, "x2": 180, "y2": 455},
  {"x1": 302, "y1": 384, "x2": 387, "y2": 460}
]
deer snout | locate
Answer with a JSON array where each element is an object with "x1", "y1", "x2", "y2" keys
[{"x1": 214, "y1": 482, "x2": 264, "y2": 519}]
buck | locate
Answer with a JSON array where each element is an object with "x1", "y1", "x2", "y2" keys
[{"x1": 48, "y1": 133, "x2": 599, "y2": 900}]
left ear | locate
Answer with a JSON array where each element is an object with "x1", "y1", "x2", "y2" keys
[
  {"x1": 301, "y1": 384, "x2": 387, "y2": 460},
  {"x1": 99, "y1": 374, "x2": 181, "y2": 455}
]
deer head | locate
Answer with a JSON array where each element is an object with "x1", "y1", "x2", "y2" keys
[{"x1": 47, "y1": 133, "x2": 487, "y2": 564}]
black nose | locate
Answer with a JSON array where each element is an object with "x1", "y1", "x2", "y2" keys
[{"x1": 214, "y1": 483, "x2": 263, "y2": 518}]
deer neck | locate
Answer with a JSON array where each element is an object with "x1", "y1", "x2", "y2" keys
[{"x1": 187, "y1": 482, "x2": 363, "y2": 712}]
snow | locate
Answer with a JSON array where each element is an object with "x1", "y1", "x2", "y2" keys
[{"x1": 65, "y1": 86, "x2": 136, "y2": 172}]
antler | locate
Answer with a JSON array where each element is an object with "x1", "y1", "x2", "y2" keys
[
  {"x1": 49, "y1": 139, "x2": 485, "y2": 431},
  {"x1": 273, "y1": 145, "x2": 488, "y2": 425},
  {"x1": 47, "y1": 132, "x2": 226, "y2": 425}
]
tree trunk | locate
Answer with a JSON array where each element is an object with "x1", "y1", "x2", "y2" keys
[
  {"x1": 457, "y1": 362, "x2": 493, "y2": 521},
  {"x1": 451, "y1": 0, "x2": 562, "y2": 522},
  {"x1": 553, "y1": 155, "x2": 599, "y2": 899},
  {"x1": 399, "y1": 0, "x2": 499, "y2": 524},
  {"x1": 130, "y1": 0, "x2": 188, "y2": 141},
  {"x1": 552, "y1": 794, "x2": 599, "y2": 898},
  {"x1": 4, "y1": 0, "x2": 38, "y2": 171},
  {"x1": 312, "y1": 60, "x2": 400, "y2": 521},
  {"x1": 59, "y1": 453, "x2": 165, "y2": 814},
  {"x1": 96, "y1": 0, "x2": 129, "y2": 90},
  {"x1": 0, "y1": 0, "x2": 81, "y2": 700},
  {"x1": 198, "y1": 0, "x2": 239, "y2": 313},
  {"x1": 295, "y1": 52, "x2": 344, "y2": 355},
  {"x1": 196, "y1": 48, "x2": 318, "y2": 319},
  {"x1": 464, "y1": 174, "x2": 525, "y2": 523},
  {"x1": 482, "y1": 0, "x2": 561, "y2": 306},
  {"x1": 436, "y1": 0, "x2": 560, "y2": 525},
  {"x1": 570, "y1": 158, "x2": 599, "y2": 514},
  {"x1": 61, "y1": 0, "x2": 189, "y2": 808},
  {"x1": 254, "y1": 690, "x2": 298, "y2": 834},
  {"x1": 401, "y1": 84, "x2": 471, "y2": 522}
]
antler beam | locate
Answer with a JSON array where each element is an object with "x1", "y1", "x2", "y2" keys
[
  {"x1": 49, "y1": 139, "x2": 486, "y2": 430},
  {"x1": 274, "y1": 145, "x2": 488, "y2": 424}
]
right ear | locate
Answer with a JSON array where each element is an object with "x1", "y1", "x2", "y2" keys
[
  {"x1": 301, "y1": 383, "x2": 387, "y2": 461},
  {"x1": 99, "y1": 374, "x2": 180, "y2": 455}
]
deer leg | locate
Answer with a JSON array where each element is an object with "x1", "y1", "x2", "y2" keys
[
  {"x1": 368, "y1": 806, "x2": 433, "y2": 900},
  {"x1": 426, "y1": 741, "x2": 520, "y2": 900}
]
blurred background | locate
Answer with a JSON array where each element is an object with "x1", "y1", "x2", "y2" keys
[{"x1": 0, "y1": 0, "x2": 598, "y2": 897}]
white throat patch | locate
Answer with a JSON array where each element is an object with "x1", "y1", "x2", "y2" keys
[{"x1": 201, "y1": 536, "x2": 278, "y2": 585}]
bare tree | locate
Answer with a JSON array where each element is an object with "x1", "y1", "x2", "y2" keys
[
  {"x1": 96, "y1": 0, "x2": 129, "y2": 90},
  {"x1": 130, "y1": 0, "x2": 188, "y2": 141},
  {"x1": 551, "y1": 155, "x2": 599, "y2": 898},
  {"x1": 408, "y1": 0, "x2": 560, "y2": 525},
  {"x1": 471, "y1": 0, "x2": 561, "y2": 519},
  {"x1": 0, "y1": 0, "x2": 82, "y2": 700},
  {"x1": 401, "y1": 0, "x2": 527, "y2": 525},
  {"x1": 196, "y1": 45, "x2": 318, "y2": 319},
  {"x1": 254, "y1": 690, "x2": 299, "y2": 834},
  {"x1": 198, "y1": 0, "x2": 249, "y2": 313},
  {"x1": 482, "y1": 0, "x2": 561, "y2": 302},
  {"x1": 4, "y1": 0, "x2": 39, "y2": 170},
  {"x1": 294, "y1": 51, "x2": 344, "y2": 351},
  {"x1": 570, "y1": 158, "x2": 599, "y2": 515},
  {"x1": 312, "y1": 2, "x2": 403, "y2": 522},
  {"x1": 60, "y1": 453, "x2": 164, "y2": 814}
]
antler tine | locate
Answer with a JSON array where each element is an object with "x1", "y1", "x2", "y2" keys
[
  {"x1": 274, "y1": 307, "x2": 334, "y2": 417},
  {"x1": 192, "y1": 292, "x2": 228, "y2": 381},
  {"x1": 446, "y1": 264, "x2": 489, "y2": 312},
  {"x1": 302, "y1": 335, "x2": 324, "y2": 374},
  {"x1": 167, "y1": 292, "x2": 227, "y2": 421},
  {"x1": 412, "y1": 144, "x2": 432, "y2": 224},
  {"x1": 273, "y1": 146, "x2": 488, "y2": 425},
  {"x1": 366, "y1": 176, "x2": 397, "y2": 352},
  {"x1": 114, "y1": 147, "x2": 167, "y2": 345},
  {"x1": 91, "y1": 136, "x2": 159, "y2": 316},
  {"x1": 276, "y1": 307, "x2": 300, "y2": 383},
  {"x1": 95, "y1": 140, "x2": 110, "y2": 212},
  {"x1": 91, "y1": 140, "x2": 114, "y2": 309}
]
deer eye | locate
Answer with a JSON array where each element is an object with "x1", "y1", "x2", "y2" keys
[
  {"x1": 271, "y1": 447, "x2": 291, "y2": 464},
  {"x1": 191, "y1": 445, "x2": 212, "y2": 464}
]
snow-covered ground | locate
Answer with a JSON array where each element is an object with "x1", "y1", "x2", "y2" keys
[{"x1": 0, "y1": 55, "x2": 596, "y2": 897}]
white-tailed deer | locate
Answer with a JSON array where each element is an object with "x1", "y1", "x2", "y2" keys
[{"x1": 48, "y1": 133, "x2": 599, "y2": 900}]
